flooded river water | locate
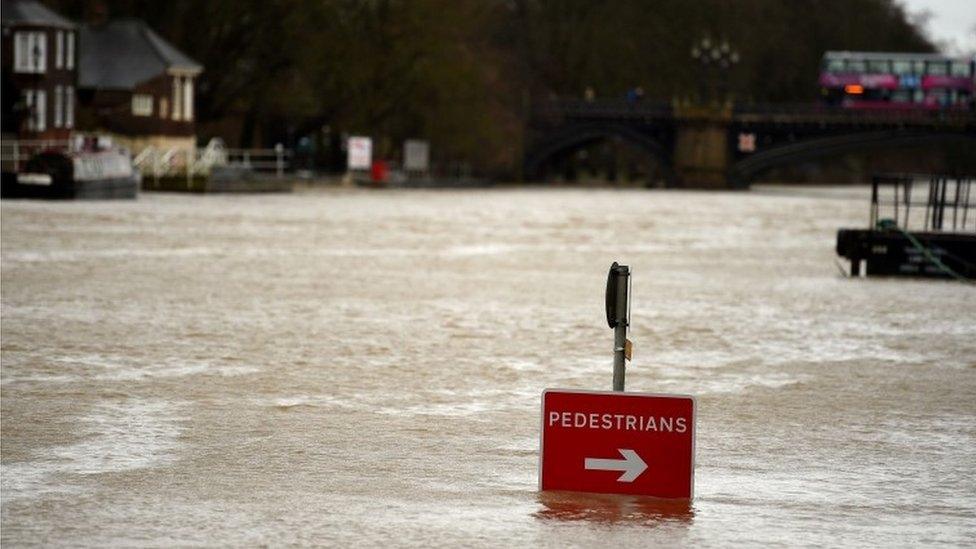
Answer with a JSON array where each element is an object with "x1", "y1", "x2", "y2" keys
[{"x1": 2, "y1": 187, "x2": 974, "y2": 546}]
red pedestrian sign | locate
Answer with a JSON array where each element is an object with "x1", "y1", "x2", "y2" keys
[{"x1": 539, "y1": 389, "x2": 696, "y2": 499}]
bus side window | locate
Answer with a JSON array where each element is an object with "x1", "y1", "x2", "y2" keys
[
  {"x1": 949, "y1": 61, "x2": 969, "y2": 77},
  {"x1": 926, "y1": 61, "x2": 947, "y2": 76},
  {"x1": 867, "y1": 60, "x2": 889, "y2": 73},
  {"x1": 892, "y1": 60, "x2": 912, "y2": 75},
  {"x1": 912, "y1": 60, "x2": 926, "y2": 75},
  {"x1": 848, "y1": 59, "x2": 866, "y2": 73},
  {"x1": 826, "y1": 59, "x2": 845, "y2": 73}
]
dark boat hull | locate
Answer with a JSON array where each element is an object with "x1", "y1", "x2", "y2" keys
[
  {"x1": 2, "y1": 149, "x2": 138, "y2": 200},
  {"x1": 836, "y1": 228, "x2": 976, "y2": 279},
  {"x1": 2, "y1": 171, "x2": 138, "y2": 199}
]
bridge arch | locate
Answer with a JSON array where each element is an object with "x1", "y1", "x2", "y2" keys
[
  {"x1": 524, "y1": 122, "x2": 675, "y2": 185},
  {"x1": 729, "y1": 130, "x2": 976, "y2": 188}
]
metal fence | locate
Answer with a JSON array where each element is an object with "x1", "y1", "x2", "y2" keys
[
  {"x1": 532, "y1": 97, "x2": 976, "y2": 125},
  {"x1": 870, "y1": 174, "x2": 975, "y2": 233},
  {"x1": 533, "y1": 99, "x2": 674, "y2": 121},
  {"x1": 2, "y1": 137, "x2": 291, "y2": 178},
  {"x1": 736, "y1": 103, "x2": 976, "y2": 126},
  {"x1": 131, "y1": 139, "x2": 292, "y2": 180}
]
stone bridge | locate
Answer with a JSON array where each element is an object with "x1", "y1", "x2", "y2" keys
[{"x1": 524, "y1": 99, "x2": 976, "y2": 188}]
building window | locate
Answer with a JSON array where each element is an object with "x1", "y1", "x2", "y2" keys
[
  {"x1": 172, "y1": 77, "x2": 183, "y2": 120},
  {"x1": 14, "y1": 31, "x2": 47, "y2": 73},
  {"x1": 54, "y1": 86, "x2": 63, "y2": 127},
  {"x1": 183, "y1": 78, "x2": 193, "y2": 121},
  {"x1": 66, "y1": 32, "x2": 74, "y2": 70},
  {"x1": 37, "y1": 89, "x2": 46, "y2": 131},
  {"x1": 15, "y1": 33, "x2": 29, "y2": 71},
  {"x1": 26, "y1": 89, "x2": 48, "y2": 132},
  {"x1": 132, "y1": 94, "x2": 154, "y2": 116},
  {"x1": 160, "y1": 97, "x2": 169, "y2": 119},
  {"x1": 65, "y1": 86, "x2": 74, "y2": 128},
  {"x1": 56, "y1": 31, "x2": 64, "y2": 69},
  {"x1": 23, "y1": 90, "x2": 34, "y2": 130}
]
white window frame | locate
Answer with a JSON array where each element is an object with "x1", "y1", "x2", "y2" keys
[
  {"x1": 65, "y1": 85, "x2": 74, "y2": 128},
  {"x1": 54, "y1": 85, "x2": 63, "y2": 127},
  {"x1": 131, "y1": 94, "x2": 154, "y2": 117},
  {"x1": 24, "y1": 90, "x2": 35, "y2": 130},
  {"x1": 15, "y1": 33, "x2": 30, "y2": 72},
  {"x1": 65, "y1": 32, "x2": 74, "y2": 70},
  {"x1": 33, "y1": 32, "x2": 47, "y2": 73},
  {"x1": 56, "y1": 31, "x2": 64, "y2": 69},
  {"x1": 35, "y1": 89, "x2": 47, "y2": 131},
  {"x1": 172, "y1": 76, "x2": 183, "y2": 121},
  {"x1": 183, "y1": 78, "x2": 193, "y2": 121},
  {"x1": 14, "y1": 31, "x2": 47, "y2": 74}
]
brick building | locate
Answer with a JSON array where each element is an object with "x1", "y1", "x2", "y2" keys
[
  {"x1": 1, "y1": 0, "x2": 77, "y2": 140},
  {"x1": 77, "y1": 18, "x2": 202, "y2": 153},
  {"x1": 2, "y1": 0, "x2": 202, "y2": 155}
]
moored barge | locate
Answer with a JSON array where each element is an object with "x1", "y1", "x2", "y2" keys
[
  {"x1": 1, "y1": 137, "x2": 138, "y2": 199},
  {"x1": 836, "y1": 174, "x2": 975, "y2": 281}
]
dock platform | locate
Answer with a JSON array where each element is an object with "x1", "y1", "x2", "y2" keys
[{"x1": 836, "y1": 174, "x2": 975, "y2": 281}]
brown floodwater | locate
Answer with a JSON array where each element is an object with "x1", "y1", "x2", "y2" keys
[{"x1": 2, "y1": 187, "x2": 974, "y2": 546}]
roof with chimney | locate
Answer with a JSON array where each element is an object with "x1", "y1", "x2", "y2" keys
[
  {"x1": 1, "y1": 0, "x2": 76, "y2": 29},
  {"x1": 78, "y1": 18, "x2": 202, "y2": 90}
]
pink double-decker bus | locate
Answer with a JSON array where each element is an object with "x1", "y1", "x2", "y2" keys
[{"x1": 819, "y1": 51, "x2": 974, "y2": 110}]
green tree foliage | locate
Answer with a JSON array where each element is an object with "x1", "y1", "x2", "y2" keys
[
  {"x1": 507, "y1": 0, "x2": 932, "y2": 102},
  {"x1": 46, "y1": 0, "x2": 933, "y2": 172}
]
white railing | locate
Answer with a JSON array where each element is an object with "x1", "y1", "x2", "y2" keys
[
  {"x1": 132, "y1": 139, "x2": 292, "y2": 177},
  {"x1": 198, "y1": 138, "x2": 228, "y2": 167},
  {"x1": 131, "y1": 147, "x2": 155, "y2": 168},
  {"x1": 3, "y1": 137, "x2": 292, "y2": 182},
  {"x1": 2, "y1": 134, "x2": 130, "y2": 172},
  {"x1": 131, "y1": 139, "x2": 291, "y2": 180}
]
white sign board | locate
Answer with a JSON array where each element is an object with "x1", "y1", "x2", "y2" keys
[
  {"x1": 348, "y1": 136, "x2": 372, "y2": 170},
  {"x1": 737, "y1": 132, "x2": 756, "y2": 153},
  {"x1": 403, "y1": 139, "x2": 430, "y2": 172}
]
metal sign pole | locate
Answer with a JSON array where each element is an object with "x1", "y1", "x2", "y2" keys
[{"x1": 606, "y1": 262, "x2": 631, "y2": 392}]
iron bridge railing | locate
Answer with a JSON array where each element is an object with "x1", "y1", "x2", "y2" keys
[
  {"x1": 870, "y1": 173, "x2": 975, "y2": 233},
  {"x1": 533, "y1": 97, "x2": 976, "y2": 126}
]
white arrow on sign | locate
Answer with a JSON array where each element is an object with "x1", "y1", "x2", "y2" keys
[{"x1": 584, "y1": 449, "x2": 648, "y2": 482}]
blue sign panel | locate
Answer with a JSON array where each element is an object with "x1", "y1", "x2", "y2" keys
[{"x1": 900, "y1": 75, "x2": 921, "y2": 89}]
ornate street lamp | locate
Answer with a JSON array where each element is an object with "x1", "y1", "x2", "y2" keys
[{"x1": 690, "y1": 37, "x2": 739, "y2": 105}]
